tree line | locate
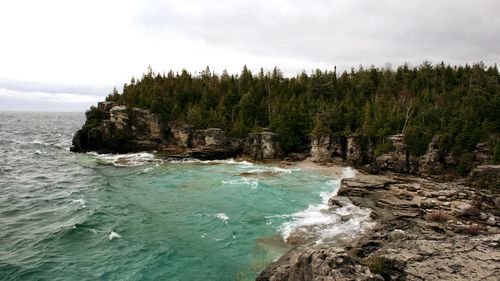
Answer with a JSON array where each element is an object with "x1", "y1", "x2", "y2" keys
[{"x1": 104, "y1": 62, "x2": 500, "y2": 172}]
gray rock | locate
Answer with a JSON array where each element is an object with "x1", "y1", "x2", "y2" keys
[{"x1": 243, "y1": 132, "x2": 283, "y2": 160}]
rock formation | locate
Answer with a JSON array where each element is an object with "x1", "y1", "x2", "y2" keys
[
  {"x1": 243, "y1": 132, "x2": 283, "y2": 160},
  {"x1": 71, "y1": 102, "x2": 166, "y2": 153},
  {"x1": 259, "y1": 173, "x2": 500, "y2": 281},
  {"x1": 310, "y1": 134, "x2": 345, "y2": 162},
  {"x1": 418, "y1": 135, "x2": 444, "y2": 175},
  {"x1": 468, "y1": 165, "x2": 500, "y2": 189}
]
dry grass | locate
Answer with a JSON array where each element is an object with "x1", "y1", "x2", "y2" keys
[
  {"x1": 464, "y1": 225, "x2": 481, "y2": 236},
  {"x1": 427, "y1": 210, "x2": 449, "y2": 222}
]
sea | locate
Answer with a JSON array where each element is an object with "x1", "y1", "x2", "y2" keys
[{"x1": 0, "y1": 112, "x2": 374, "y2": 281}]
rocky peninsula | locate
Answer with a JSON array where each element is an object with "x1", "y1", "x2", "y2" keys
[{"x1": 72, "y1": 102, "x2": 499, "y2": 280}]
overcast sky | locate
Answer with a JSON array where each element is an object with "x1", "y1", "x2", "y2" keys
[{"x1": 0, "y1": 0, "x2": 498, "y2": 111}]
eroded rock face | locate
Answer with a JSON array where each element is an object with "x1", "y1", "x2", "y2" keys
[
  {"x1": 170, "y1": 124, "x2": 195, "y2": 147},
  {"x1": 374, "y1": 134, "x2": 410, "y2": 173},
  {"x1": 257, "y1": 246, "x2": 384, "y2": 281},
  {"x1": 71, "y1": 102, "x2": 166, "y2": 153},
  {"x1": 346, "y1": 136, "x2": 374, "y2": 166},
  {"x1": 201, "y1": 128, "x2": 227, "y2": 147},
  {"x1": 310, "y1": 135, "x2": 345, "y2": 162},
  {"x1": 418, "y1": 135, "x2": 444, "y2": 175},
  {"x1": 468, "y1": 165, "x2": 500, "y2": 189},
  {"x1": 243, "y1": 132, "x2": 283, "y2": 160}
]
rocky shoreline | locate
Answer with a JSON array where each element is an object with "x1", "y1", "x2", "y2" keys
[
  {"x1": 258, "y1": 169, "x2": 499, "y2": 280},
  {"x1": 72, "y1": 102, "x2": 499, "y2": 280}
]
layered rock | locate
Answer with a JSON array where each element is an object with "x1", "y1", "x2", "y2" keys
[
  {"x1": 374, "y1": 134, "x2": 410, "y2": 173},
  {"x1": 167, "y1": 125, "x2": 239, "y2": 160},
  {"x1": 71, "y1": 102, "x2": 166, "y2": 153},
  {"x1": 259, "y1": 174, "x2": 500, "y2": 281},
  {"x1": 468, "y1": 165, "x2": 500, "y2": 190},
  {"x1": 418, "y1": 135, "x2": 445, "y2": 174},
  {"x1": 310, "y1": 134, "x2": 345, "y2": 163},
  {"x1": 257, "y1": 246, "x2": 383, "y2": 281},
  {"x1": 346, "y1": 135, "x2": 374, "y2": 166},
  {"x1": 243, "y1": 132, "x2": 283, "y2": 160}
]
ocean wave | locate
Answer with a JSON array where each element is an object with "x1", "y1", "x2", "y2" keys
[
  {"x1": 167, "y1": 158, "x2": 254, "y2": 166},
  {"x1": 88, "y1": 152, "x2": 158, "y2": 167},
  {"x1": 221, "y1": 178, "x2": 259, "y2": 189},
  {"x1": 215, "y1": 213, "x2": 229, "y2": 224},
  {"x1": 71, "y1": 199, "x2": 87, "y2": 208},
  {"x1": 108, "y1": 231, "x2": 121, "y2": 240},
  {"x1": 278, "y1": 166, "x2": 373, "y2": 244}
]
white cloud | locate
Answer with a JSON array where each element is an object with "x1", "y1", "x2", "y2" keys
[
  {"x1": 0, "y1": 88, "x2": 102, "y2": 103},
  {"x1": 0, "y1": 0, "x2": 498, "y2": 110}
]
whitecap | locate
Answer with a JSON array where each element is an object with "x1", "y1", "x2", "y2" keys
[
  {"x1": 278, "y1": 167, "x2": 374, "y2": 244},
  {"x1": 89, "y1": 152, "x2": 158, "y2": 167},
  {"x1": 71, "y1": 199, "x2": 87, "y2": 208},
  {"x1": 222, "y1": 178, "x2": 258, "y2": 189},
  {"x1": 108, "y1": 231, "x2": 121, "y2": 240},
  {"x1": 200, "y1": 158, "x2": 254, "y2": 166},
  {"x1": 215, "y1": 213, "x2": 229, "y2": 224},
  {"x1": 142, "y1": 167, "x2": 154, "y2": 173},
  {"x1": 32, "y1": 140, "x2": 48, "y2": 146}
]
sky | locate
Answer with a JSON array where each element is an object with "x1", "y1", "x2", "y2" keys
[{"x1": 0, "y1": 0, "x2": 498, "y2": 112}]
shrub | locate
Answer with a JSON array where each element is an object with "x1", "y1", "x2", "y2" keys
[
  {"x1": 456, "y1": 152, "x2": 475, "y2": 176},
  {"x1": 464, "y1": 225, "x2": 480, "y2": 236},
  {"x1": 374, "y1": 142, "x2": 394, "y2": 157},
  {"x1": 427, "y1": 210, "x2": 449, "y2": 222}
]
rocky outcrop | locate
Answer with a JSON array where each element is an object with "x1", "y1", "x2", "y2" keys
[
  {"x1": 167, "y1": 125, "x2": 239, "y2": 160},
  {"x1": 345, "y1": 135, "x2": 377, "y2": 167},
  {"x1": 243, "y1": 132, "x2": 283, "y2": 160},
  {"x1": 474, "y1": 142, "x2": 493, "y2": 164},
  {"x1": 310, "y1": 135, "x2": 345, "y2": 163},
  {"x1": 418, "y1": 135, "x2": 444, "y2": 175},
  {"x1": 257, "y1": 246, "x2": 383, "y2": 281},
  {"x1": 71, "y1": 102, "x2": 166, "y2": 153},
  {"x1": 468, "y1": 165, "x2": 500, "y2": 189},
  {"x1": 259, "y1": 174, "x2": 500, "y2": 281},
  {"x1": 374, "y1": 134, "x2": 409, "y2": 173}
]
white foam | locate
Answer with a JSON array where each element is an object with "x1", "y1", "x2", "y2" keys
[
  {"x1": 89, "y1": 152, "x2": 157, "y2": 167},
  {"x1": 278, "y1": 166, "x2": 374, "y2": 244},
  {"x1": 167, "y1": 158, "x2": 254, "y2": 167},
  {"x1": 201, "y1": 158, "x2": 254, "y2": 166},
  {"x1": 215, "y1": 213, "x2": 229, "y2": 224},
  {"x1": 222, "y1": 178, "x2": 259, "y2": 189},
  {"x1": 108, "y1": 231, "x2": 121, "y2": 240},
  {"x1": 341, "y1": 166, "x2": 356, "y2": 179},
  {"x1": 32, "y1": 140, "x2": 48, "y2": 146},
  {"x1": 71, "y1": 199, "x2": 87, "y2": 208}
]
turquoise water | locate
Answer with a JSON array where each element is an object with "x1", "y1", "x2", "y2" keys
[{"x1": 0, "y1": 112, "x2": 355, "y2": 281}]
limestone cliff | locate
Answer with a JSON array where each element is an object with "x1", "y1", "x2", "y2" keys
[{"x1": 71, "y1": 102, "x2": 166, "y2": 153}]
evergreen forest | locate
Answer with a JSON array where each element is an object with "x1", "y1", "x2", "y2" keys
[{"x1": 104, "y1": 62, "x2": 500, "y2": 172}]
